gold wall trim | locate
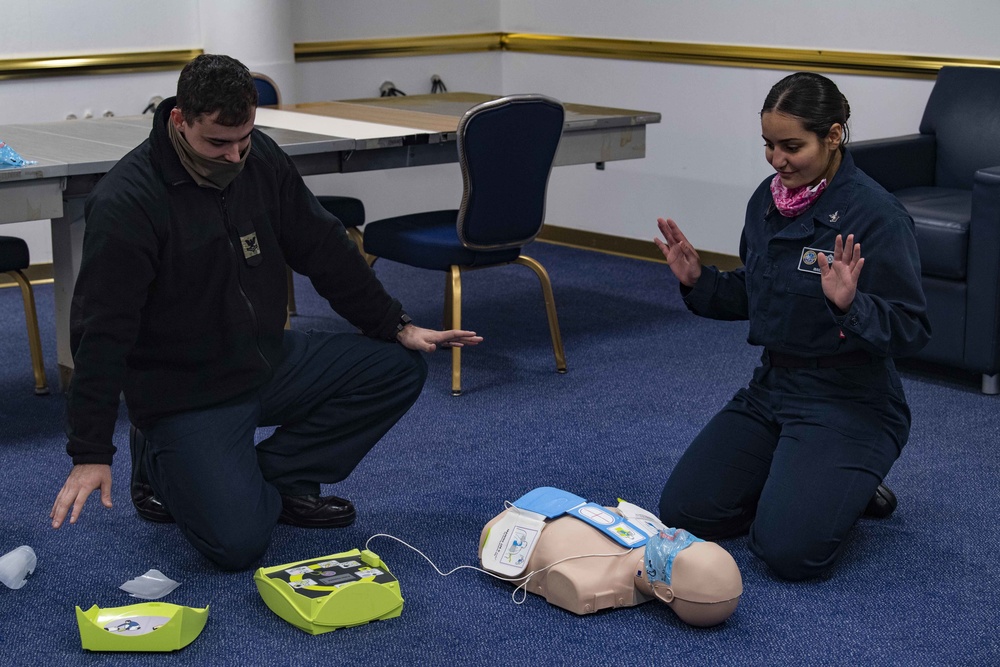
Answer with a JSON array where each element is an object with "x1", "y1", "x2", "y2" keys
[
  {"x1": 538, "y1": 225, "x2": 743, "y2": 271},
  {"x1": 6, "y1": 36, "x2": 998, "y2": 81},
  {"x1": 502, "y1": 34, "x2": 1000, "y2": 78},
  {"x1": 295, "y1": 32, "x2": 1000, "y2": 79},
  {"x1": 295, "y1": 33, "x2": 504, "y2": 61},
  {"x1": 0, "y1": 49, "x2": 204, "y2": 81}
]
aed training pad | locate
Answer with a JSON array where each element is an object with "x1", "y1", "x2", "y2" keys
[
  {"x1": 254, "y1": 548, "x2": 403, "y2": 635},
  {"x1": 75, "y1": 602, "x2": 209, "y2": 652}
]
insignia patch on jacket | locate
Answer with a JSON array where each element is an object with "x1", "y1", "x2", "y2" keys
[{"x1": 240, "y1": 232, "x2": 261, "y2": 259}]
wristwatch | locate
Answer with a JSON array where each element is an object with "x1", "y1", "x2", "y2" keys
[{"x1": 395, "y1": 313, "x2": 412, "y2": 335}]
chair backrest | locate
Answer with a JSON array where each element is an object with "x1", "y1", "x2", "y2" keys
[
  {"x1": 252, "y1": 73, "x2": 281, "y2": 107},
  {"x1": 456, "y1": 94, "x2": 565, "y2": 250},
  {"x1": 920, "y1": 66, "x2": 1000, "y2": 189},
  {"x1": 0, "y1": 236, "x2": 30, "y2": 273}
]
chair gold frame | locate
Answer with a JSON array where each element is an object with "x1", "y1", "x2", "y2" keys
[
  {"x1": 443, "y1": 258, "x2": 566, "y2": 395},
  {"x1": 3, "y1": 268, "x2": 49, "y2": 395}
]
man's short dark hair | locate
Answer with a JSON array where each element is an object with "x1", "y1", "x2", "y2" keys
[{"x1": 176, "y1": 54, "x2": 258, "y2": 126}]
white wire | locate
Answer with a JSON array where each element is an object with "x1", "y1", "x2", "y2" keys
[{"x1": 364, "y1": 532, "x2": 636, "y2": 606}]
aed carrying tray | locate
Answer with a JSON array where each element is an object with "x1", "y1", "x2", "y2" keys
[{"x1": 75, "y1": 602, "x2": 209, "y2": 652}]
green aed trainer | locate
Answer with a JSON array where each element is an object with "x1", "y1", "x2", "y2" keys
[
  {"x1": 75, "y1": 602, "x2": 209, "y2": 652},
  {"x1": 254, "y1": 548, "x2": 403, "y2": 635}
]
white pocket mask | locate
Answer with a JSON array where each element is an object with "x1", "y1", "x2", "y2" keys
[{"x1": 0, "y1": 545, "x2": 37, "y2": 590}]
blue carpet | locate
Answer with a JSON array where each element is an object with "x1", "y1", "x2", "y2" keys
[{"x1": 0, "y1": 241, "x2": 997, "y2": 665}]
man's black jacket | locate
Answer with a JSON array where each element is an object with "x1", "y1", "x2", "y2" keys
[{"x1": 66, "y1": 97, "x2": 403, "y2": 465}]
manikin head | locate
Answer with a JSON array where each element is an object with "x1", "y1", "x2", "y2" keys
[{"x1": 634, "y1": 529, "x2": 743, "y2": 626}]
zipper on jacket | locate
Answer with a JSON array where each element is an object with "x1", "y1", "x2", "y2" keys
[{"x1": 220, "y1": 193, "x2": 272, "y2": 375}]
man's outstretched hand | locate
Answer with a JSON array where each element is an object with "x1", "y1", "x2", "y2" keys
[
  {"x1": 397, "y1": 324, "x2": 483, "y2": 353},
  {"x1": 50, "y1": 463, "x2": 113, "y2": 528}
]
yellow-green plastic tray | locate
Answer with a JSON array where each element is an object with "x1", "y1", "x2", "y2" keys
[{"x1": 76, "y1": 602, "x2": 209, "y2": 652}]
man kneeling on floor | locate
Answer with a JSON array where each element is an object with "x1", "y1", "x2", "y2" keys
[{"x1": 50, "y1": 54, "x2": 481, "y2": 570}]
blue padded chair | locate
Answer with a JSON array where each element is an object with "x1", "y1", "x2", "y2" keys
[
  {"x1": 850, "y1": 66, "x2": 1000, "y2": 394},
  {"x1": 251, "y1": 72, "x2": 281, "y2": 107},
  {"x1": 363, "y1": 94, "x2": 567, "y2": 395},
  {"x1": 316, "y1": 194, "x2": 368, "y2": 261},
  {"x1": 283, "y1": 195, "x2": 369, "y2": 322},
  {"x1": 0, "y1": 236, "x2": 49, "y2": 395},
  {"x1": 250, "y1": 73, "x2": 371, "y2": 317}
]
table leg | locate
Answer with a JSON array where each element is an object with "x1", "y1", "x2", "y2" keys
[{"x1": 50, "y1": 197, "x2": 86, "y2": 391}]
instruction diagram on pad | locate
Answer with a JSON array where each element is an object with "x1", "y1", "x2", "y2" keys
[{"x1": 481, "y1": 508, "x2": 546, "y2": 577}]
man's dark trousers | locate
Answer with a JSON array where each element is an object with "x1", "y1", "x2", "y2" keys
[{"x1": 139, "y1": 329, "x2": 427, "y2": 570}]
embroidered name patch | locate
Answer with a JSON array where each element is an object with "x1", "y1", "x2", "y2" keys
[{"x1": 797, "y1": 246, "x2": 833, "y2": 275}]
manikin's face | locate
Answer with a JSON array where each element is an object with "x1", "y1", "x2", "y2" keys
[
  {"x1": 170, "y1": 107, "x2": 255, "y2": 162},
  {"x1": 761, "y1": 111, "x2": 842, "y2": 189}
]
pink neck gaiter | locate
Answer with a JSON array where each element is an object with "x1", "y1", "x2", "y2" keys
[{"x1": 770, "y1": 175, "x2": 827, "y2": 217}]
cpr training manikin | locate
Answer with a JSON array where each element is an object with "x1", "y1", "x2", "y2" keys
[{"x1": 478, "y1": 487, "x2": 742, "y2": 627}]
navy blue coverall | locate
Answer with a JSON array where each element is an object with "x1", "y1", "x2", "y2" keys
[{"x1": 659, "y1": 150, "x2": 931, "y2": 580}]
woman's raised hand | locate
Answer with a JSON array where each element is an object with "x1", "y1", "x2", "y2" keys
[
  {"x1": 817, "y1": 233, "x2": 864, "y2": 312},
  {"x1": 655, "y1": 217, "x2": 702, "y2": 287}
]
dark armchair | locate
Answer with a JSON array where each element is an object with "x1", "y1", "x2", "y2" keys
[{"x1": 850, "y1": 66, "x2": 1000, "y2": 394}]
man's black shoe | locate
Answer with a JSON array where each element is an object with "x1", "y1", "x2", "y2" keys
[
  {"x1": 129, "y1": 425, "x2": 175, "y2": 524},
  {"x1": 132, "y1": 486, "x2": 176, "y2": 524},
  {"x1": 279, "y1": 494, "x2": 356, "y2": 528},
  {"x1": 863, "y1": 483, "x2": 898, "y2": 519}
]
